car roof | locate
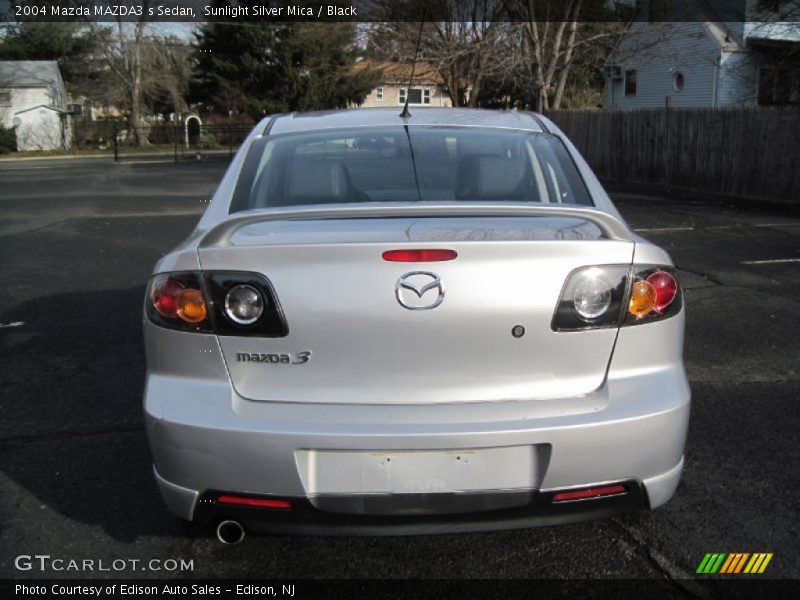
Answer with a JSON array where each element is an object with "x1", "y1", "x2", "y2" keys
[{"x1": 266, "y1": 108, "x2": 548, "y2": 136}]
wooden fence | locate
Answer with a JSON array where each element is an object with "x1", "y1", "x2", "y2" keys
[{"x1": 544, "y1": 108, "x2": 800, "y2": 205}]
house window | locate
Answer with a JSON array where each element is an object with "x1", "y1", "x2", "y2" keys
[
  {"x1": 758, "y1": 67, "x2": 800, "y2": 106},
  {"x1": 398, "y1": 88, "x2": 431, "y2": 105},
  {"x1": 376, "y1": 87, "x2": 384, "y2": 100},
  {"x1": 673, "y1": 71, "x2": 685, "y2": 92},
  {"x1": 624, "y1": 70, "x2": 637, "y2": 96},
  {"x1": 0, "y1": 90, "x2": 11, "y2": 106}
]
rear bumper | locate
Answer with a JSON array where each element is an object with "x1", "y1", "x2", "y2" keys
[
  {"x1": 192, "y1": 478, "x2": 652, "y2": 536},
  {"x1": 145, "y1": 361, "x2": 689, "y2": 534},
  {"x1": 154, "y1": 465, "x2": 681, "y2": 536}
]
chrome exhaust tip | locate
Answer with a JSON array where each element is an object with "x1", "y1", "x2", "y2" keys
[{"x1": 216, "y1": 520, "x2": 245, "y2": 545}]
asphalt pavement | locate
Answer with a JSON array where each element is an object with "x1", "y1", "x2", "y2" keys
[{"x1": 0, "y1": 157, "x2": 798, "y2": 588}]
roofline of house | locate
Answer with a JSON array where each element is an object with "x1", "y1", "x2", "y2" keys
[
  {"x1": 604, "y1": 0, "x2": 743, "y2": 67},
  {"x1": 14, "y1": 104, "x2": 69, "y2": 115},
  {"x1": 0, "y1": 82, "x2": 57, "y2": 87},
  {"x1": 377, "y1": 80, "x2": 444, "y2": 86}
]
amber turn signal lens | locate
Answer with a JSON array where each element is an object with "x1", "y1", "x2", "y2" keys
[
  {"x1": 177, "y1": 288, "x2": 207, "y2": 323},
  {"x1": 628, "y1": 280, "x2": 657, "y2": 317}
]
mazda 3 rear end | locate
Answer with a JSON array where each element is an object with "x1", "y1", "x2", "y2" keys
[{"x1": 143, "y1": 109, "x2": 689, "y2": 537}]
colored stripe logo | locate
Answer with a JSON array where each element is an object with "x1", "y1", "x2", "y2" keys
[{"x1": 696, "y1": 553, "x2": 773, "y2": 574}]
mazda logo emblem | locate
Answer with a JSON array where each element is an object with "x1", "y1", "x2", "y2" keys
[{"x1": 395, "y1": 271, "x2": 445, "y2": 310}]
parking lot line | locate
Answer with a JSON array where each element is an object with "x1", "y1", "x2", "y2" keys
[
  {"x1": 634, "y1": 227, "x2": 695, "y2": 233},
  {"x1": 706, "y1": 223, "x2": 800, "y2": 230},
  {"x1": 741, "y1": 258, "x2": 800, "y2": 265}
]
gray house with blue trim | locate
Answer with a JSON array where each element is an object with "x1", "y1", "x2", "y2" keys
[{"x1": 604, "y1": 0, "x2": 800, "y2": 108}]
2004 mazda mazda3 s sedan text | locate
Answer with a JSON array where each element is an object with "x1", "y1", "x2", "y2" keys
[{"x1": 143, "y1": 108, "x2": 689, "y2": 542}]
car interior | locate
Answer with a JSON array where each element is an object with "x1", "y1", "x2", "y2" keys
[{"x1": 243, "y1": 128, "x2": 592, "y2": 209}]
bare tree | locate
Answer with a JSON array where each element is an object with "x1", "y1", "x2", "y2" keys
[
  {"x1": 154, "y1": 35, "x2": 191, "y2": 116},
  {"x1": 503, "y1": 0, "x2": 591, "y2": 110},
  {"x1": 369, "y1": 0, "x2": 515, "y2": 107},
  {"x1": 420, "y1": 1, "x2": 509, "y2": 107},
  {"x1": 90, "y1": 18, "x2": 150, "y2": 145},
  {"x1": 89, "y1": 7, "x2": 190, "y2": 145},
  {"x1": 370, "y1": 0, "x2": 631, "y2": 110}
]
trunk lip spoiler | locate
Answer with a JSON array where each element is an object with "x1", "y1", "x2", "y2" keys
[{"x1": 197, "y1": 202, "x2": 633, "y2": 248}]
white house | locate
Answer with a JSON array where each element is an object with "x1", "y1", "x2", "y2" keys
[
  {"x1": 354, "y1": 61, "x2": 453, "y2": 108},
  {"x1": 604, "y1": 0, "x2": 800, "y2": 108},
  {"x1": 0, "y1": 61, "x2": 73, "y2": 151}
]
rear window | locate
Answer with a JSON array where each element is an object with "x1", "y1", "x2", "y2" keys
[{"x1": 229, "y1": 126, "x2": 592, "y2": 213}]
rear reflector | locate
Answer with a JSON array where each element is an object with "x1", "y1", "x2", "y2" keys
[
  {"x1": 382, "y1": 249, "x2": 457, "y2": 262},
  {"x1": 552, "y1": 484, "x2": 627, "y2": 503},
  {"x1": 216, "y1": 495, "x2": 292, "y2": 510}
]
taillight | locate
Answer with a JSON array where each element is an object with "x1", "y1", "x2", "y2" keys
[
  {"x1": 204, "y1": 272, "x2": 288, "y2": 337},
  {"x1": 152, "y1": 278, "x2": 184, "y2": 318},
  {"x1": 224, "y1": 284, "x2": 265, "y2": 325},
  {"x1": 553, "y1": 265, "x2": 681, "y2": 331},
  {"x1": 646, "y1": 270, "x2": 678, "y2": 314},
  {"x1": 628, "y1": 280, "x2": 657, "y2": 317},
  {"x1": 551, "y1": 266, "x2": 629, "y2": 331},
  {"x1": 146, "y1": 273, "x2": 212, "y2": 332},
  {"x1": 624, "y1": 267, "x2": 681, "y2": 324},
  {"x1": 177, "y1": 289, "x2": 208, "y2": 323},
  {"x1": 145, "y1": 271, "x2": 288, "y2": 336}
]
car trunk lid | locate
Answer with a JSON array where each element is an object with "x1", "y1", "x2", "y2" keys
[{"x1": 198, "y1": 209, "x2": 634, "y2": 404}]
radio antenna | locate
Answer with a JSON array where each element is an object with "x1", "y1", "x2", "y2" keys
[{"x1": 400, "y1": 14, "x2": 426, "y2": 118}]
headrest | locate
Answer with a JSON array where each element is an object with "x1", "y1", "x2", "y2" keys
[
  {"x1": 287, "y1": 159, "x2": 350, "y2": 203},
  {"x1": 456, "y1": 155, "x2": 527, "y2": 200}
]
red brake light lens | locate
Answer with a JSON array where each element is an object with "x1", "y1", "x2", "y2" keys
[
  {"x1": 152, "y1": 278, "x2": 185, "y2": 318},
  {"x1": 646, "y1": 270, "x2": 678, "y2": 313},
  {"x1": 382, "y1": 249, "x2": 457, "y2": 262}
]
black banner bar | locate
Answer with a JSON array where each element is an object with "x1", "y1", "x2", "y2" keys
[
  {"x1": 4, "y1": 579, "x2": 800, "y2": 600},
  {"x1": 2, "y1": 0, "x2": 799, "y2": 23}
]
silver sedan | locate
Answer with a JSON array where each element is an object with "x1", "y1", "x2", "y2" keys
[{"x1": 143, "y1": 108, "x2": 689, "y2": 543}]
